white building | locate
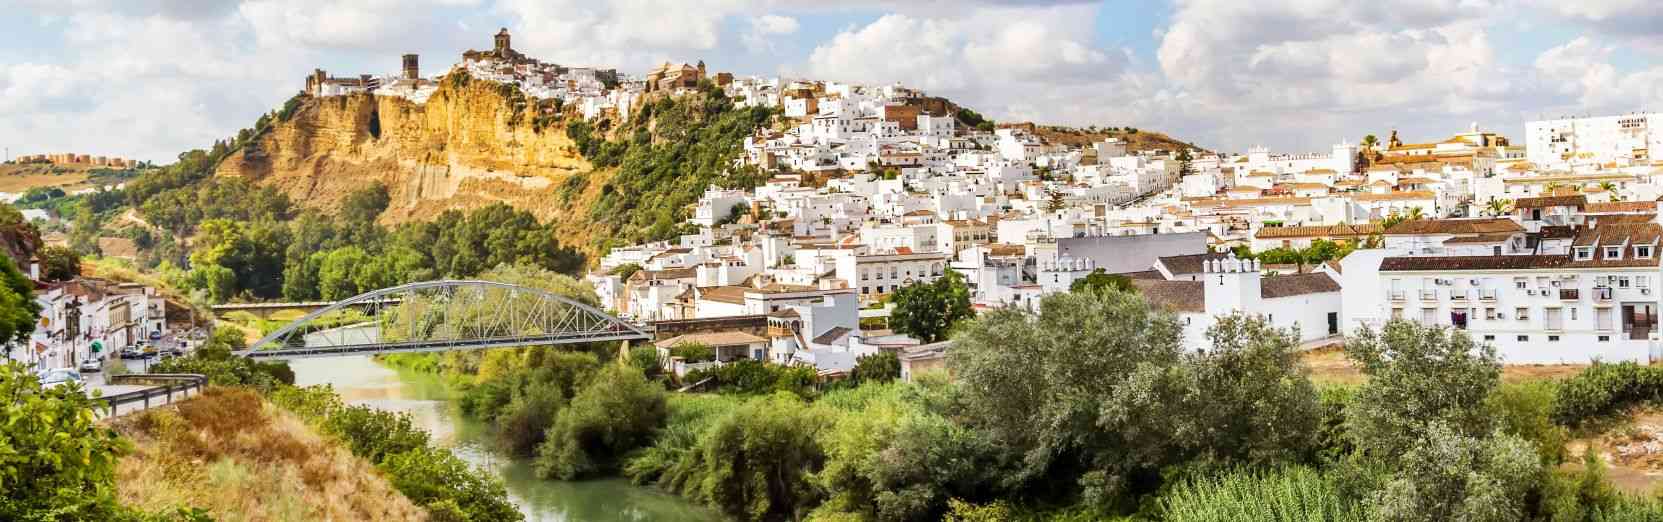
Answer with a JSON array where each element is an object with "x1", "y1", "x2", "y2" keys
[{"x1": 1527, "y1": 112, "x2": 1663, "y2": 171}]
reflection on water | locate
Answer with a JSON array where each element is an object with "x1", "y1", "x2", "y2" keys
[{"x1": 291, "y1": 356, "x2": 723, "y2": 522}]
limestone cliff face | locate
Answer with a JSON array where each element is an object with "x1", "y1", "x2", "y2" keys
[{"x1": 216, "y1": 78, "x2": 597, "y2": 229}]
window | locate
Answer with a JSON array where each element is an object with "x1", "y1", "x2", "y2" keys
[
  {"x1": 1514, "y1": 277, "x2": 1528, "y2": 289},
  {"x1": 1548, "y1": 335, "x2": 1561, "y2": 342},
  {"x1": 1619, "y1": 276, "x2": 1632, "y2": 288},
  {"x1": 1638, "y1": 245, "x2": 1654, "y2": 259},
  {"x1": 1571, "y1": 308, "x2": 1578, "y2": 321},
  {"x1": 1575, "y1": 247, "x2": 1594, "y2": 260},
  {"x1": 1517, "y1": 335, "x2": 1530, "y2": 342},
  {"x1": 1546, "y1": 308, "x2": 1563, "y2": 330},
  {"x1": 1641, "y1": 276, "x2": 1652, "y2": 288},
  {"x1": 1485, "y1": 308, "x2": 1498, "y2": 320},
  {"x1": 1516, "y1": 307, "x2": 1530, "y2": 320},
  {"x1": 1391, "y1": 308, "x2": 1404, "y2": 320},
  {"x1": 1421, "y1": 308, "x2": 1438, "y2": 324},
  {"x1": 860, "y1": 270, "x2": 869, "y2": 281},
  {"x1": 1597, "y1": 308, "x2": 1615, "y2": 330},
  {"x1": 1599, "y1": 335, "x2": 1611, "y2": 342},
  {"x1": 1483, "y1": 335, "x2": 1496, "y2": 341},
  {"x1": 1606, "y1": 246, "x2": 1623, "y2": 259}
]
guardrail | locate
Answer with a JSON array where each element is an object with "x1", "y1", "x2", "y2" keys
[{"x1": 93, "y1": 373, "x2": 209, "y2": 418}]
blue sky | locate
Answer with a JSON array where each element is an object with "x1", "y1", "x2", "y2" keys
[{"x1": 3, "y1": 0, "x2": 1660, "y2": 163}]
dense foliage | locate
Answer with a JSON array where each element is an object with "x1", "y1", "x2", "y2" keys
[
  {"x1": 568, "y1": 85, "x2": 777, "y2": 248},
  {"x1": 269, "y1": 385, "x2": 522, "y2": 521},
  {"x1": 889, "y1": 270, "x2": 973, "y2": 343},
  {"x1": 0, "y1": 253, "x2": 40, "y2": 345}
]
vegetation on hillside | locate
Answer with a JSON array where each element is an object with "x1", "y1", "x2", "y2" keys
[{"x1": 565, "y1": 83, "x2": 776, "y2": 249}]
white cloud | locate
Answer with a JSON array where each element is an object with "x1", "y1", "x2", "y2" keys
[
  {"x1": 743, "y1": 14, "x2": 800, "y2": 53},
  {"x1": 493, "y1": 0, "x2": 752, "y2": 70},
  {"x1": 1535, "y1": 36, "x2": 1663, "y2": 111}
]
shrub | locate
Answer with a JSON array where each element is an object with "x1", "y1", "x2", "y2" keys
[
  {"x1": 1553, "y1": 362, "x2": 1663, "y2": 428},
  {"x1": 381, "y1": 446, "x2": 521, "y2": 522},
  {"x1": 1488, "y1": 381, "x2": 1568, "y2": 465},
  {"x1": 686, "y1": 393, "x2": 827, "y2": 522},
  {"x1": 1159, "y1": 466, "x2": 1365, "y2": 522},
  {"x1": 321, "y1": 405, "x2": 430, "y2": 463},
  {"x1": 534, "y1": 365, "x2": 667, "y2": 479},
  {"x1": 684, "y1": 359, "x2": 818, "y2": 397},
  {"x1": 850, "y1": 352, "x2": 900, "y2": 384},
  {"x1": 0, "y1": 362, "x2": 131, "y2": 520}
]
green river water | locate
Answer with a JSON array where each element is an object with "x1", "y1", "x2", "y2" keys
[{"x1": 290, "y1": 356, "x2": 723, "y2": 522}]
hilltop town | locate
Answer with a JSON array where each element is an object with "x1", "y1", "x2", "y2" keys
[{"x1": 256, "y1": 27, "x2": 1663, "y2": 378}]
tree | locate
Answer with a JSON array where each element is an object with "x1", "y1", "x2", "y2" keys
[
  {"x1": 1176, "y1": 147, "x2": 1195, "y2": 177},
  {"x1": 692, "y1": 393, "x2": 827, "y2": 521},
  {"x1": 1344, "y1": 320, "x2": 1501, "y2": 458},
  {"x1": 1366, "y1": 422, "x2": 1539, "y2": 521},
  {"x1": 850, "y1": 352, "x2": 901, "y2": 384},
  {"x1": 0, "y1": 255, "x2": 40, "y2": 346},
  {"x1": 1482, "y1": 198, "x2": 1513, "y2": 218},
  {"x1": 1045, "y1": 188, "x2": 1067, "y2": 212},
  {"x1": 535, "y1": 365, "x2": 668, "y2": 479},
  {"x1": 0, "y1": 362, "x2": 131, "y2": 520},
  {"x1": 1070, "y1": 269, "x2": 1135, "y2": 294},
  {"x1": 890, "y1": 270, "x2": 973, "y2": 344}
]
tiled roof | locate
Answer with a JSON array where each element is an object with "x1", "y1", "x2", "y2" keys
[
  {"x1": 1442, "y1": 233, "x2": 1518, "y2": 244},
  {"x1": 811, "y1": 326, "x2": 853, "y2": 345},
  {"x1": 1384, "y1": 218, "x2": 1523, "y2": 236},
  {"x1": 630, "y1": 267, "x2": 698, "y2": 282},
  {"x1": 1255, "y1": 223, "x2": 1381, "y2": 239},
  {"x1": 1157, "y1": 253, "x2": 1231, "y2": 275},
  {"x1": 1131, "y1": 280, "x2": 1204, "y2": 313},
  {"x1": 1380, "y1": 252, "x2": 1661, "y2": 272},
  {"x1": 696, "y1": 286, "x2": 749, "y2": 304},
  {"x1": 1260, "y1": 273, "x2": 1341, "y2": 298},
  {"x1": 1354, "y1": 190, "x2": 1436, "y2": 202},
  {"x1": 1587, "y1": 201, "x2": 1656, "y2": 213},
  {"x1": 655, "y1": 331, "x2": 768, "y2": 348},
  {"x1": 1514, "y1": 195, "x2": 1588, "y2": 209}
]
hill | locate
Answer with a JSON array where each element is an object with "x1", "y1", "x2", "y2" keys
[
  {"x1": 1031, "y1": 124, "x2": 1207, "y2": 154},
  {"x1": 0, "y1": 162, "x2": 140, "y2": 194},
  {"x1": 213, "y1": 74, "x2": 770, "y2": 257}
]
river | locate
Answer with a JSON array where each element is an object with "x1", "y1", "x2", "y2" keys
[{"x1": 290, "y1": 355, "x2": 724, "y2": 522}]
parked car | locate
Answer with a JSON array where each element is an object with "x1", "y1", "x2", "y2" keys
[
  {"x1": 37, "y1": 368, "x2": 82, "y2": 390},
  {"x1": 78, "y1": 358, "x2": 102, "y2": 373},
  {"x1": 140, "y1": 341, "x2": 157, "y2": 355},
  {"x1": 120, "y1": 347, "x2": 144, "y2": 359}
]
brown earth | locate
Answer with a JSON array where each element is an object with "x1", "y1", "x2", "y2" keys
[
  {"x1": 1301, "y1": 345, "x2": 1588, "y2": 387},
  {"x1": 216, "y1": 78, "x2": 617, "y2": 258},
  {"x1": 1033, "y1": 125, "x2": 1206, "y2": 154},
  {"x1": 0, "y1": 163, "x2": 99, "y2": 192}
]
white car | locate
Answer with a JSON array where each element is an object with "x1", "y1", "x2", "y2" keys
[{"x1": 37, "y1": 368, "x2": 82, "y2": 390}]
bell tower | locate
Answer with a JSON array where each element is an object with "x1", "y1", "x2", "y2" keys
[
  {"x1": 494, "y1": 28, "x2": 512, "y2": 55},
  {"x1": 402, "y1": 54, "x2": 419, "y2": 80}
]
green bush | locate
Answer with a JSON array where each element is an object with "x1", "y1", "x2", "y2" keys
[
  {"x1": 1159, "y1": 466, "x2": 1365, "y2": 522},
  {"x1": 0, "y1": 362, "x2": 131, "y2": 520},
  {"x1": 1553, "y1": 362, "x2": 1663, "y2": 428},
  {"x1": 381, "y1": 446, "x2": 522, "y2": 522},
  {"x1": 684, "y1": 393, "x2": 827, "y2": 522},
  {"x1": 534, "y1": 365, "x2": 668, "y2": 479},
  {"x1": 1488, "y1": 380, "x2": 1568, "y2": 465},
  {"x1": 685, "y1": 359, "x2": 818, "y2": 397},
  {"x1": 322, "y1": 404, "x2": 431, "y2": 463},
  {"x1": 624, "y1": 394, "x2": 743, "y2": 487}
]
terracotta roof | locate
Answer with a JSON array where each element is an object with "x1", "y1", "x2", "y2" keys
[
  {"x1": 1442, "y1": 233, "x2": 1517, "y2": 244},
  {"x1": 1260, "y1": 273, "x2": 1341, "y2": 298},
  {"x1": 654, "y1": 331, "x2": 768, "y2": 348},
  {"x1": 1157, "y1": 253, "x2": 1230, "y2": 275},
  {"x1": 1354, "y1": 191, "x2": 1435, "y2": 202},
  {"x1": 1594, "y1": 214, "x2": 1657, "y2": 225},
  {"x1": 1123, "y1": 270, "x2": 1165, "y2": 280},
  {"x1": 1381, "y1": 251, "x2": 1660, "y2": 271},
  {"x1": 696, "y1": 286, "x2": 749, "y2": 304},
  {"x1": 1573, "y1": 223, "x2": 1662, "y2": 248},
  {"x1": 811, "y1": 326, "x2": 853, "y2": 345},
  {"x1": 1131, "y1": 280, "x2": 1204, "y2": 313},
  {"x1": 1586, "y1": 201, "x2": 1656, "y2": 214},
  {"x1": 1539, "y1": 225, "x2": 1577, "y2": 239},
  {"x1": 1255, "y1": 223, "x2": 1381, "y2": 239},
  {"x1": 1515, "y1": 195, "x2": 1587, "y2": 209},
  {"x1": 630, "y1": 267, "x2": 698, "y2": 282},
  {"x1": 1384, "y1": 218, "x2": 1523, "y2": 236}
]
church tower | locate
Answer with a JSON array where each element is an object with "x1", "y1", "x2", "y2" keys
[
  {"x1": 494, "y1": 28, "x2": 512, "y2": 55},
  {"x1": 402, "y1": 54, "x2": 419, "y2": 80}
]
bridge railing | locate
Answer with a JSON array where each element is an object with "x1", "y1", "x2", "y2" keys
[{"x1": 93, "y1": 373, "x2": 209, "y2": 418}]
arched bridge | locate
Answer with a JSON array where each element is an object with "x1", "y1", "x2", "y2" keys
[{"x1": 235, "y1": 280, "x2": 650, "y2": 360}]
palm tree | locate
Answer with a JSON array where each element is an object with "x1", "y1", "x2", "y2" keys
[
  {"x1": 1482, "y1": 198, "x2": 1513, "y2": 218},
  {"x1": 1599, "y1": 181, "x2": 1617, "y2": 192},
  {"x1": 1405, "y1": 207, "x2": 1424, "y2": 220},
  {"x1": 1361, "y1": 134, "x2": 1379, "y2": 149}
]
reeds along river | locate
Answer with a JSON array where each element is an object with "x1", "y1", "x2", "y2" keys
[{"x1": 290, "y1": 355, "x2": 722, "y2": 522}]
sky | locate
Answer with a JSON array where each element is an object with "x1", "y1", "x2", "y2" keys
[{"x1": 3, "y1": 0, "x2": 1662, "y2": 164}]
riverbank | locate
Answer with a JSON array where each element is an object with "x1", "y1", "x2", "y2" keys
[
  {"x1": 290, "y1": 355, "x2": 723, "y2": 521},
  {"x1": 111, "y1": 387, "x2": 427, "y2": 521}
]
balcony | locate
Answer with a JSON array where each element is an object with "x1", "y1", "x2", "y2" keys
[
  {"x1": 1389, "y1": 290, "x2": 1406, "y2": 301},
  {"x1": 1480, "y1": 289, "x2": 1498, "y2": 301},
  {"x1": 1559, "y1": 288, "x2": 1580, "y2": 301},
  {"x1": 1451, "y1": 290, "x2": 1469, "y2": 301},
  {"x1": 1595, "y1": 287, "x2": 1614, "y2": 301},
  {"x1": 1419, "y1": 289, "x2": 1439, "y2": 300}
]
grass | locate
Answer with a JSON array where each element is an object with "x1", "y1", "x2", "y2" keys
[
  {"x1": 110, "y1": 388, "x2": 426, "y2": 521},
  {"x1": 1302, "y1": 345, "x2": 1588, "y2": 387}
]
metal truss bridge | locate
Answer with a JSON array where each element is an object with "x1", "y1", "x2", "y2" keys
[{"x1": 235, "y1": 280, "x2": 650, "y2": 360}]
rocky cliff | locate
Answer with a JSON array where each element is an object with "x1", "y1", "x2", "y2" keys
[{"x1": 216, "y1": 75, "x2": 615, "y2": 252}]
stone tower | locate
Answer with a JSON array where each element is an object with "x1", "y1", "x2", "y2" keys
[
  {"x1": 402, "y1": 54, "x2": 419, "y2": 80},
  {"x1": 494, "y1": 28, "x2": 511, "y2": 55},
  {"x1": 697, "y1": 60, "x2": 707, "y2": 78}
]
